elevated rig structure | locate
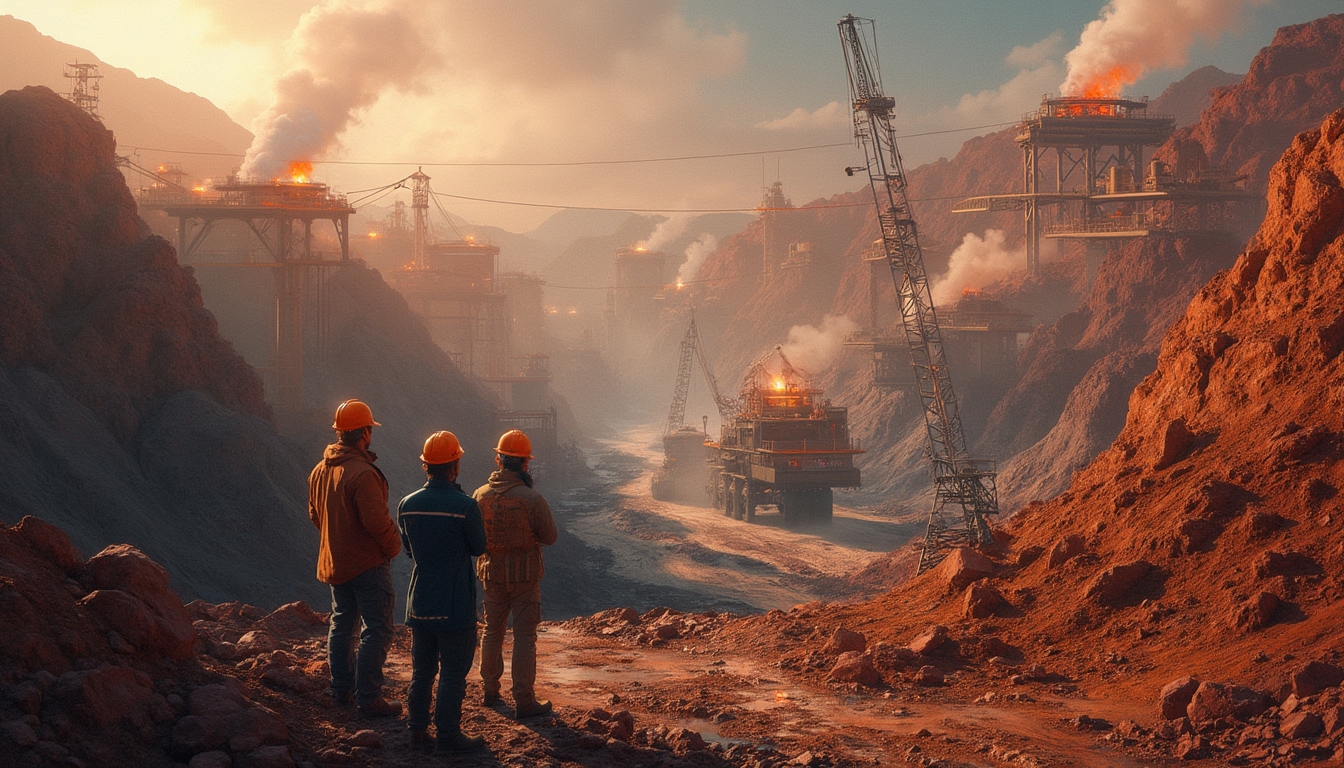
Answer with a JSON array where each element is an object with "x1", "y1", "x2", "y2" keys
[
  {"x1": 147, "y1": 176, "x2": 354, "y2": 413},
  {"x1": 954, "y1": 95, "x2": 1259, "y2": 274},
  {"x1": 839, "y1": 15, "x2": 997, "y2": 571}
]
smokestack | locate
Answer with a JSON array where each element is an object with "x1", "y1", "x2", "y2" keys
[
  {"x1": 1060, "y1": 0, "x2": 1267, "y2": 98},
  {"x1": 241, "y1": 3, "x2": 439, "y2": 180}
]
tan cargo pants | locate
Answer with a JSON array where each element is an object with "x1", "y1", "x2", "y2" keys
[{"x1": 480, "y1": 580, "x2": 542, "y2": 705}]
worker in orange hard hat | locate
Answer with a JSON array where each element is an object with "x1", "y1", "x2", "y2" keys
[
  {"x1": 308, "y1": 399, "x2": 403, "y2": 718},
  {"x1": 398, "y1": 431, "x2": 488, "y2": 754},
  {"x1": 473, "y1": 429, "x2": 558, "y2": 719}
]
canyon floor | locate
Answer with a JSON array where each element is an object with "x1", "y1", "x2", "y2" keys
[{"x1": 222, "y1": 425, "x2": 1165, "y2": 767}]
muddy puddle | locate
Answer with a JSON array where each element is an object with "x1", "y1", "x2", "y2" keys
[{"x1": 534, "y1": 627, "x2": 1147, "y2": 767}]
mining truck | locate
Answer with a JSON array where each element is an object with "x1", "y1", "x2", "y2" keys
[
  {"x1": 651, "y1": 312, "x2": 733, "y2": 505},
  {"x1": 708, "y1": 347, "x2": 862, "y2": 523},
  {"x1": 650, "y1": 426, "x2": 715, "y2": 504}
]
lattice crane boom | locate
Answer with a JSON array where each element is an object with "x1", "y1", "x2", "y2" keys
[
  {"x1": 664, "y1": 312, "x2": 735, "y2": 436},
  {"x1": 838, "y1": 14, "x2": 998, "y2": 572}
]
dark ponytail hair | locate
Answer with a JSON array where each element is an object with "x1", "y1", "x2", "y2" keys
[{"x1": 500, "y1": 455, "x2": 533, "y2": 488}]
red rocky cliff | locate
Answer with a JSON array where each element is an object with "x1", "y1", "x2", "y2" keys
[{"x1": 0, "y1": 86, "x2": 268, "y2": 440}]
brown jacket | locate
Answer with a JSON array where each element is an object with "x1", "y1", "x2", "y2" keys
[
  {"x1": 473, "y1": 470, "x2": 557, "y2": 586},
  {"x1": 308, "y1": 444, "x2": 401, "y2": 585}
]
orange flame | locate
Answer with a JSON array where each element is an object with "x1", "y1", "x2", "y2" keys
[
  {"x1": 1081, "y1": 66, "x2": 1134, "y2": 99},
  {"x1": 287, "y1": 161, "x2": 313, "y2": 183}
]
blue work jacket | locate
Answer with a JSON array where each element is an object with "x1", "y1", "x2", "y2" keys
[{"x1": 397, "y1": 478, "x2": 488, "y2": 630}]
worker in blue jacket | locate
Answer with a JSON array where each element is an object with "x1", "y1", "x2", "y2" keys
[{"x1": 398, "y1": 431, "x2": 488, "y2": 754}]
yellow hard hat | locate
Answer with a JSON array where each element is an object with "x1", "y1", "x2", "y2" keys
[
  {"x1": 420, "y1": 431, "x2": 465, "y2": 464},
  {"x1": 495, "y1": 429, "x2": 533, "y2": 459},
  {"x1": 333, "y1": 399, "x2": 380, "y2": 431}
]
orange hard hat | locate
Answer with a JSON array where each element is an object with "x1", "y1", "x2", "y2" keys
[
  {"x1": 495, "y1": 429, "x2": 533, "y2": 459},
  {"x1": 332, "y1": 399, "x2": 380, "y2": 431},
  {"x1": 420, "y1": 431, "x2": 465, "y2": 464}
]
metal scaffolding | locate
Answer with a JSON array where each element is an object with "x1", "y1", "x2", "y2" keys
[
  {"x1": 155, "y1": 178, "x2": 354, "y2": 412},
  {"x1": 954, "y1": 96, "x2": 1259, "y2": 273}
]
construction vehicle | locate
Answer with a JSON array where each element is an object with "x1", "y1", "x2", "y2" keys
[
  {"x1": 838, "y1": 15, "x2": 999, "y2": 571},
  {"x1": 651, "y1": 313, "x2": 735, "y2": 504},
  {"x1": 708, "y1": 347, "x2": 862, "y2": 523}
]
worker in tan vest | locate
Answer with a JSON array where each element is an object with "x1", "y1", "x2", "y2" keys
[{"x1": 473, "y1": 429, "x2": 558, "y2": 718}]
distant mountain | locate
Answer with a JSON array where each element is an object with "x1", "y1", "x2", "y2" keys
[
  {"x1": 525, "y1": 209, "x2": 643, "y2": 248},
  {"x1": 0, "y1": 15, "x2": 251, "y2": 182},
  {"x1": 1148, "y1": 65, "x2": 1243, "y2": 128},
  {"x1": 1173, "y1": 13, "x2": 1344, "y2": 192}
]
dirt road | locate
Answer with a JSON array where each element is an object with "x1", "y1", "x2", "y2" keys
[{"x1": 552, "y1": 424, "x2": 924, "y2": 614}]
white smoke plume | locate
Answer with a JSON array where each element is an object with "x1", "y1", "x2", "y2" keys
[
  {"x1": 676, "y1": 233, "x2": 717, "y2": 284},
  {"x1": 638, "y1": 213, "x2": 694, "y2": 253},
  {"x1": 781, "y1": 314, "x2": 859, "y2": 374},
  {"x1": 1060, "y1": 0, "x2": 1268, "y2": 97},
  {"x1": 241, "y1": 2, "x2": 440, "y2": 180},
  {"x1": 931, "y1": 230, "x2": 1022, "y2": 307}
]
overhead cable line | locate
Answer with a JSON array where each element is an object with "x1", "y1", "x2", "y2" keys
[
  {"x1": 429, "y1": 189, "x2": 974, "y2": 213},
  {"x1": 111, "y1": 120, "x2": 1016, "y2": 168}
]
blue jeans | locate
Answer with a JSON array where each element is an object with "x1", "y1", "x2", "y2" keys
[
  {"x1": 408, "y1": 626, "x2": 478, "y2": 735},
  {"x1": 328, "y1": 563, "x2": 395, "y2": 705}
]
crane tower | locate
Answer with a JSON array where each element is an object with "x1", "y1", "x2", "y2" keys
[{"x1": 838, "y1": 15, "x2": 998, "y2": 572}]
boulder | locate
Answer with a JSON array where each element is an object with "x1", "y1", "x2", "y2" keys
[
  {"x1": 52, "y1": 666, "x2": 156, "y2": 727},
  {"x1": 1232, "y1": 592, "x2": 1279, "y2": 631},
  {"x1": 235, "y1": 631, "x2": 279, "y2": 657},
  {"x1": 609, "y1": 710, "x2": 635, "y2": 741},
  {"x1": 78, "y1": 590, "x2": 157, "y2": 651},
  {"x1": 1159, "y1": 677, "x2": 1201, "y2": 721},
  {"x1": 932, "y1": 548, "x2": 994, "y2": 592},
  {"x1": 1247, "y1": 511, "x2": 1288, "y2": 539},
  {"x1": 188, "y1": 683, "x2": 249, "y2": 718},
  {"x1": 914, "y1": 666, "x2": 944, "y2": 686},
  {"x1": 1174, "y1": 733, "x2": 1209, "y2": 760},
  {"x1": 1322, "y1": 705, "x2": 1344, "y2": 735},
  {"x1": 1154, "y1": 418, "x2": 1197, "y2": 470},
  {"x1": 82, "y1": 544, "x2": 195, "y2": 659},
  {"x1": 665, "y1": 728, "x2": 707, "y2": 752},
  {"x1": 1047, "y1": 534, "x2": 1087, "y2": 569},
  {"x1": 821, "y1": 628, "x2": 867, "y2": 655},
  {"x1": 962, "y1": 582, "x2": 1005, "y2": 619},
  {"x1": 1253, "y1": 550, "x2": 1321, "y2": 579},
  {"x1": 1176, "y1": 518, "x2": 1219, "y2": 553},
  {"x1": 908, "y1": 625, "x2": 949, "y2": 655},
  {"x1": 1290, "y1": 660, "x2": 1344, "y2": 698},
  {"x1": 1281, "y1": 711, "x2": 1323, "y2": 739},
  {"x1": 828, "y1": 652, "x2": 882, "y2": 687},
  {"x1": 1083, "y1": 560, "x2": 1152, "y2": 606},
  {"x1": 255, "y1": 602, "x2": 325, "y2": 638},
  {"x1": 173, "y1": 683, "x2": 287, "y2": 755},
  {"x1": 1186, "y1": 682, "x2": 1272, "y2": 724},
  {"x1": 13, "y1": 516, "x2": 83, "y2": 573}
]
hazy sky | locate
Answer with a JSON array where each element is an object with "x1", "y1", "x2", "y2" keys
[{"x1": 2, "y1": 0, "x2": 1337, "y2": 231}]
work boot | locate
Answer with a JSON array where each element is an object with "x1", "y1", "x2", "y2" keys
[
  {"x1": 436, "y1": 731, "x2": 486, "y2": 753},
  {"x1": 358, "y1": 696, "x2": 403, "y2": 718},
  {"x1": 408, "y1": 728, "x2": 433, "y2": 755},
  {"x1": 515, "y1": 699, "x2": 553, "y2": 719},
  {"x1": 483, "y1": 691, "x2": 502, "y2": 707},
  {"x1": 329, "y1": 689, "x2": 354, "y2": 705}
]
